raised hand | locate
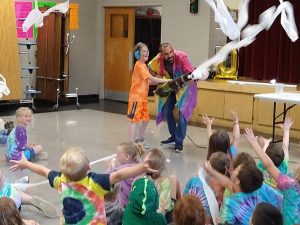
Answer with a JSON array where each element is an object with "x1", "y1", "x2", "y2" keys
[
  {"x1": 257, "y1": 136, "x2": 272, "y2": 151},
  {"x1": 244, "y1": 128, "x2": 258, "y2": 145},
  {"x1": 278, "y1": 116, "x2": 293, "y2": 131},
  {"x1": 230, "y1": 111, "x2": 239, "y2": 124},
  {"x1": 202, "y1": 114, "x2": 214, "y2": 127}
]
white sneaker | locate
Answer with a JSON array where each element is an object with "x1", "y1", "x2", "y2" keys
[{"x1": 14, "y1": 176, "x2": 29, "y2": 184}]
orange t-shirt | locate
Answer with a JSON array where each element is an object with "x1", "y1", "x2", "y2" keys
[{"x1": 128, "y1": 60, "x2": 150, "y2": 102}]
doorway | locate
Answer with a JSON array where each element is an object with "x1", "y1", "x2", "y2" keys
[{"x1": 104, "y1": 6, "x2": 161, "y2": 102}]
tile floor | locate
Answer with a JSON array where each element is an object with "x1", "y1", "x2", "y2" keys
[{"x1": 0, "y1": 105, "x2": 299, "y2": 224}]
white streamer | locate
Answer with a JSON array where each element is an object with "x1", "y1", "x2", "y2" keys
[
  {"x1": 22, "y1": 0, "x2": 69, "y2": 32},
  {"x1": 205, "y1": 0, "x2": 240, "y2": 40},
  {"x1": 191, "y1": 0, "x2": 298, "y2": 79},
  {"x1": 0, "y1": 74, "x2": 10, "y2": 99},
  {"x1": 12, "y1": 154, "x2": 117, "y2": 191}
]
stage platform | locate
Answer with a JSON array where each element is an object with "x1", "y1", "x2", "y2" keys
[{"x1": 149, "y1": 79, "x2": 300, "y2": 139}]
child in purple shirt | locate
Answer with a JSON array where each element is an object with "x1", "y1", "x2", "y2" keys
[
  {"x1": 5, "y1": 107, "x2": 47, "y2": 161},
  {"x1": 107, "y1": 142, "x2": 144, "y2": 208}
]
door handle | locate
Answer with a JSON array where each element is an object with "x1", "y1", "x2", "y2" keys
[{"x1": 128, "y1": 52, "x2": 133, "y2": 70}]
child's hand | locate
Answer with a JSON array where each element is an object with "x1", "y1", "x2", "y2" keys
[
  {"x1": 257, "y1": 136, "x2": 272, "y2": 151},
  {"x1": 202, "y1": 114, "x2": 214, "y2": 127},
  {"x1": 230, "y1": 111, "x2": 239, "y2": 124},
  {"x1": 142, "y1": 153, "x2": 159, "y2": 175},
  {"x1": 244, "y1": 128, "x2": 258, "y2": 145},
  {"x1": 278, "y1": 117, "x2": 293, "y2": 131},
  {"x1": 9, "y1": 153, "x2": 29, "y2": 172}
]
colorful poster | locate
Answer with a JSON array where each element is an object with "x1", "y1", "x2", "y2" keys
[
  {"x1": 15, "y1": 2, "x2": 33, "y2": 39},
  {"x1": 70, "y1": 3, "x2": 79, "y2": 30}
]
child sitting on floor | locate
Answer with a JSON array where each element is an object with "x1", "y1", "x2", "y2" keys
[
  {"x1": 107, "y1": 142, "x2": 144, "y2": 208},
  {"x1": 5, "y1": 107, "x2": 47, "y2": 161},
  {"x1": 0, "y1": 170, "x2": 57, "y2": 218},
  {"x1": 244, "y1": 128, "x2": 300, "y2": 225},
  {"x1": 0, "y1": 196, "x2": 40, "y2": 225},
  {"x1": 144, "y1": 148, "x2": 181, "y2": 224},
  {"x1": 257, "y1": 117, "x2": 292, "y2": 189},
  {"x1": 202, "y1": 111, "x2": 240, "y2": 160},
  {"x1": 122, "y1": 177, "x2": 167, "y2": 225},
  {"x1": 0, "y1": 120, "x2": 14, "y2": 144},
  {"x1": 9, "y1": 146, "x2": 158, "y2": 225}
]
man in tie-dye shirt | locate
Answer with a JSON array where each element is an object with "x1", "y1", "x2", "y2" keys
[{"x1": 148, "y1": 43, "x2": 197, "y2": 152}]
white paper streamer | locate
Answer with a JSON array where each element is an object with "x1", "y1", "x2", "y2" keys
[
  {"x1": 205, "y1": 0, "x2": 240, "y2": 40},
  {"x1": 12, "y1": 154, "x2": 117, "y2": 191},
  {"x1": 191, "y1": 0, "x2": 298, "y2": 80},
  {"x1": 198, "y1": 167, "x2": 219, "y2": 225},
  {"x1": 22, "y1": 0, "x2": 69, "y2": 32},
  {"x1": 0, "y1": 74, "x2": 10, "y2": 99}
]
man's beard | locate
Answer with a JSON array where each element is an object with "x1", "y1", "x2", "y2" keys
[{"x1": 167, "y1": 57, "x2": 174, "y2": 63}]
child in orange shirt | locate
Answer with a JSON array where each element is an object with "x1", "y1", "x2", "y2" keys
[{"x1": 128, "y1": 42, "x2": 171, "y2": 148}]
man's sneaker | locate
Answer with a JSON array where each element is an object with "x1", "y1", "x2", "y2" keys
[
  {"x1": 14, "y1": 176, "x2": 30, "y2": 184},
  {"x1": 160, "y1": 138, "x2": 176, "y2": 147},
  {"x1": 174, "y1": 144, "x2": 183, "y2": 153},
  {"x1": 31, "y1": 196, "x2": 58, "y2": 218},
  {"x1": 37, "y1": 151, "x2": 48, "y2": 160}
]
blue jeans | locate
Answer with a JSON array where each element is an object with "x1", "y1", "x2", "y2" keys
[{"x1": 162, "y1": 92, "x2": 187, "y2": 146}]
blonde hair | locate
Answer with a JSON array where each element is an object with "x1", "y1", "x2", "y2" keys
[
  {"x1": 16, "y1": 107, "x2": 32, "y2": 118},
  {"x1": 146, "y1": 148, "x2": 166, "y2": 179},
  {"x1": 59, "y1": 146, "x2": 90, "y2": 181},
  {"x1": 119, "y1": 142, "x2": 145, "y2": 163},
  {"x1": 0, "y1": 197, "x2": 24, "y2": 225}
]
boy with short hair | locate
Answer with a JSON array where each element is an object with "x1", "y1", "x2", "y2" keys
[
  {"x1": 251, "y1": 203, "x2": 283, "y2": 225},
  {"x1": 10, "y1": 146, "x2": 158, "y2": 225}
]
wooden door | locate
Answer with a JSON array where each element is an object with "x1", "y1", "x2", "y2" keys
[
  {"x1": 104, "y1": 7, "x2": 135, "y2": 102},
  {"x1": 36, "y1": 9, "x2": 69, "y2": 102}
]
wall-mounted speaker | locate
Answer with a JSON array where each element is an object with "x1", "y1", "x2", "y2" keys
[{"x1": 190, "y1": 0, "x2": 199, "y2": 14}]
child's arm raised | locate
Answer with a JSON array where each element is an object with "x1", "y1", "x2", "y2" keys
[
  {"x1": 9, "y1": 153, "x2": 50, "y2": 178},
  {"x1": 109, "y1": 158, "x2": 157, "y2": 185},
  {"x1": 202, "y1": 114, "x2": 214, "y2": 139},
  {"x1": 204, "y1": 161, "x2": 233, "y2": 191},
  {"x1": 230, "y1": 111, "x2": 240, "y2": 149},
  {"x1": 244, "y1": 128, "x2": 280, "y2": 181},
  {"x1": 278, "y1": 117, "x2": 293, "y2": 161}
]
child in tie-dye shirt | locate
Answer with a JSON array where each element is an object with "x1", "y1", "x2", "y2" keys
[
  {"x1": 245, "y1": 128, "x2": 300, "y2": 225},
  {"x1": 220, "y1": 164, "x2": 282, "y2": 225},
  {"x1": 257, "y1": 117, "x2": 292, "y2": 189},
  {"x1": 5, "y1": 107, "x2": 47, "y2": 161},
  {"x1": 9, "y1": 146, "x2": 158, "y2": 225}
]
